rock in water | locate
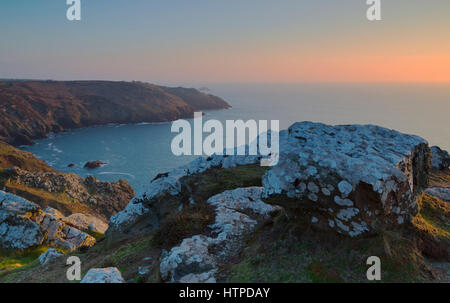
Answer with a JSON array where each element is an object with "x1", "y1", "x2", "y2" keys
[
  {"x1": 431, "y1": 146, "x2": 450, "y2": 171},
  {"x1": 84, "y1": 161, "x2": 107, "y2": 169},
  {"x1": 38, "y1": 248, "x2": 64, "y2": 265},
  {"x1": 81, "y1": 268, "x2": 125, "y2": 283},
  {"x1": 262, "y1": 122, "x2": 431, "y2": 237}
]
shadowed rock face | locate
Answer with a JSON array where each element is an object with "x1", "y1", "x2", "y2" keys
[
  {"x1": 262, "y1": 122, "x2": 431, "y2": 237},
  {"x1": 431, "y1": 146, "x2": 450, "y2": 171},
  {"x1": 0, "y1": 80, "x2": 230, "y2": 146}
]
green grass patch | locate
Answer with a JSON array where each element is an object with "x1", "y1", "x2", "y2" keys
[{"x1": 0, "y1": 246, "x2": 50, "y2": 270}]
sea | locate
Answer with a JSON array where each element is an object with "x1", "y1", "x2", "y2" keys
[{"x1": 22, "y1": 83, "x2": 450, "y2": 195}]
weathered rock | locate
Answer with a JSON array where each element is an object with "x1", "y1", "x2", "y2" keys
[
  {"x1": 262, "y1": 122, "x2": 431, "y2": 237},
  {"x1": 0, "y1": 191, "x2": 44, "y2": 250},
  {"x1": 81, "y1": 267, "x2": 125, "y2": 283},
  {"x1": 179, "y1": 270, "x2": 217, "y2": 283},
  {"x1": 425, "y1": 187, "x2": 450, "y2": 202},
  {"x1": 431, "y1": 146, "x2": 450, "y2": 170},
  {"x1": 38, "y1": 248, "x2": 64, "y2": 265},
  {"x1": 0, "y1": 190, "x2": 96, "y2": 251},
  {"x1": 63, "y1": 213, "x2": 108, "y2": 234},
  {"x1": 108, "y1": 154, "x2": 261, "y2": 236},
  {"x1": 84, "y1": 161, "x2": 107, "y2": 169},
  {"x1": 160, "y1": 187, "x2": 279, "y2": 282},
  {"x1": 6, "y1": 167, "x2": 134, "y2": 221}
]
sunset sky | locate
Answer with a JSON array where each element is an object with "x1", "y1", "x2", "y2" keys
[{"x1": 1, "y1": 0, "x2": 449, "y2": 84}]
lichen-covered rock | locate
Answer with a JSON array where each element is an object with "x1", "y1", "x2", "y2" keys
[
  {"x1": 262, "y1": 122, "x2": 431, "y2": 237},
  {"x1": 431, "y1": 146, "x2": 450, "y2": 171},
  {"x1": 160, "y1": 187, "x2": 279, "y2": 282},
  {"x1": 108, "y1": 154, "x2": 260, "y2": 235},
  {"x1": 63, "y1": 213, "x2": 108, "y2": 234},
  {"x1": 0, "y1": 190, "x2": 96, "y2": 251},
  {"x1": 80, "y1": 267, "x2": 125, "y2": 283},
  {"x1": 425, "y1": 187, "x2": 450, "y2": 202},
  {"x1": 38, "y1": 248, "x2": 64, "y2": 265}
]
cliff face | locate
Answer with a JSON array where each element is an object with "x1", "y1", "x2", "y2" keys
[{"x1": 0, "y1": 80, "x2": 230, "y2": 145}]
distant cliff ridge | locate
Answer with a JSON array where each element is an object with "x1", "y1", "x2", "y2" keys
[{"x1": 0, "y1": 80, "x2": 231, "y2": 145}]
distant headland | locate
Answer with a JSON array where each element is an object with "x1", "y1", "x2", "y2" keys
[{"x1": 0, "y1": 80, "x2": 231, "y2": 146}]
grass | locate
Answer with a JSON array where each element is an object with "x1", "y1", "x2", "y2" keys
[
  {"x1": 223, "y1": 201, "x2": 441, "y2": 283},
  {"x1": 0, "y1": 141, "x2": 54, "y2": 172},
  {"x1": 0, "y1": 247, "x2": 51, "y2": 270},
  {"x1": 154, "y1": 164, "x2": 269, "y2": 248}
]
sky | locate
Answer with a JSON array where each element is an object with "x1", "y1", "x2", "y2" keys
[{"x1": 1, "y1": 0, "x2": 450, "y2": 84}]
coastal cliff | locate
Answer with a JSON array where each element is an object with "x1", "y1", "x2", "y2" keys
[
  {"x1": 0, "y1": 123, "x2": 448, "y2": 283},
  {"x1": 0, "y1": 80, "x2": 230, "y2": 146}
]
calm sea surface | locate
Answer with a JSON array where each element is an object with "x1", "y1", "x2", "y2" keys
[{"x1": 23, "y1": 83, "x2": 450, "y2": 194}]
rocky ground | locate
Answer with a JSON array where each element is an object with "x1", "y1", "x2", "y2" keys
[{"x1": 0, "y1": 122, "x2": 448, "y2": 283}]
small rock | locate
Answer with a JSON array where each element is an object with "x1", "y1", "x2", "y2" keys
[
  {"x1": 38, "y1": 248, "x2": 64, "y2": 265},
  {"x1": 81, "y1": 267, "x2": 125, "y2": 283},
  {"x1": 138, "y1": 265, "x2": 151, "y2": 276},
  {"x1": 84, "y1": 161, "x2": 107, "y2": 169}
]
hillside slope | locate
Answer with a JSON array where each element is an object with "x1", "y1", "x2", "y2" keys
[{"x1": 0, "y1": 80, "x2": 230, "y2": 145}]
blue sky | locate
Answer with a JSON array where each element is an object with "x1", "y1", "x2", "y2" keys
[{"x1": 1, "y1": 0, "x2": 449, "y2": 83}]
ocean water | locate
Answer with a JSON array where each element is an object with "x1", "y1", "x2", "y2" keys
[{"x1": 23, "y1": 83, "x2": 450, "y2": 194}]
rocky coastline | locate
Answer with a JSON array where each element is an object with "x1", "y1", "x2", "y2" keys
[{"x1": 0, "y1": 122, "x2": 448, "y2": 283}]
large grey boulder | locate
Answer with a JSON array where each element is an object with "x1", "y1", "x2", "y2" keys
[
  {"x1": 81, "y1": 267, "x2": 125, "y2": 283},
  {"x1": 262, "y1": 122, "x2": 431, "y2": 237},
  {"x1": 0, "y1": 190, "x2": 96, "y2": 251},
  {"x1": 431, "y1": 146, "x2": 450, "y2": 170},
  {"x1": 160, "y1": 187, "x2": 280, "y2": 283}
]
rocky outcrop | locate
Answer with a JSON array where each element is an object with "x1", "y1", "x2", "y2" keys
[
  {"x1": 431, "y1": 146, "x2": 450, "y2": 171},
  {"x1": 262, "y1": 122, "x2": 431, "y2": 237},
  {"x1": 159, "y1": 187, "x2": 280, "y2": 283},
  {"x1": 5, "y1": 167, "x2": 134, "y2": 221},
  {"x1": 81, "y1": 268, "x2": 125, "y2": 283},
  {"x1": 38, "y1": 248, "x2": 64, "y2": 265},
  {"x1": 0, "y1": 80, "x2": 230, "y2": 146},
  {"x1": 425, "y1": 187, "x2": 450, "y2": 202},
  {"x1": 63, "y1": 213, "x2": 108, "y2": 234},
  {"x1": 0, "y1": 190, "x2": 96, "y2": 251},
  {"x1": 108, "y1": 154, "x2": 261, "y2": 237},
  {"x1": 84, "y1": 161, "x2": 107, "y2": 169}
]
